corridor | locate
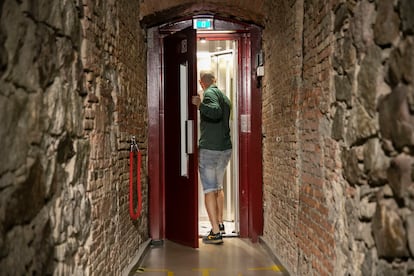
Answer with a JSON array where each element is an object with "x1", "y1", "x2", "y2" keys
[
  {"x1": 1, "y1": 0, "x2": 413, "y2": 275},
  {"x1": 129, "y1": 238, "x2": 288, "y2": 276}
]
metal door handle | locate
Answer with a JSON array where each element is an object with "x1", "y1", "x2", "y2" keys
[{"x1": 186, "y1": 120, "x2": 194, "y2": 154}]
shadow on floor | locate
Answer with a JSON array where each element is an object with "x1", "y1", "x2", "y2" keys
[{"x1": 129, "y1": 238, "x2": 289, "y2": 276}]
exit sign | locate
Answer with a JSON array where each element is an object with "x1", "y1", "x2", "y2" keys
[{"x1": 193, "y1": 18, "x2": 213, "y2": 30}]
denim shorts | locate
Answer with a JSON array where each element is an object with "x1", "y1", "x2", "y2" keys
[{"x1": 199, "y1": 148, "x2": 232, "y2": 194}]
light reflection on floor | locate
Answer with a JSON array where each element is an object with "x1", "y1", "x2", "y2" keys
[{"x1": 130, "y1": 238, "x2": 289, "y2": 276}]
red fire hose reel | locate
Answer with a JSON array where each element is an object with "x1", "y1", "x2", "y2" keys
[{"x1": 129, "y1": 136, "x2": 142, "y2": 220}]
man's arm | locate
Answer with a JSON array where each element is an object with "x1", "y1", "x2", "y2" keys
[{"x1": 199, "y1": 90, "x2": 222, "y2": 120}]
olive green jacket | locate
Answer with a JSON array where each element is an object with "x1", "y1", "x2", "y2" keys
[{"x1": 199, "y1": 84, "x2": 232, "y2": 151}]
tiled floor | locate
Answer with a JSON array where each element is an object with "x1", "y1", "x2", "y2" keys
[{"x1": 129, "y1": 238, "x2": 289, "y2": 276}]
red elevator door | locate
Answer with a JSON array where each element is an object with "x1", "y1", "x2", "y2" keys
[{"x1": 164, "y1": 28, "x2": 199, "y2": 248}]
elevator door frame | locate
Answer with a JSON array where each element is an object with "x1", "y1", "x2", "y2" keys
[{"x1": 147, "y1": 17, "x2": 263, "y2": 243}]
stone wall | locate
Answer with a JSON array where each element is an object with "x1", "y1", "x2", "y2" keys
[
  {"x1": 332, "y1": 0, "x2": 414, "y2": 274},
  {"x1": 0, "y1": 0, "x2": 89, "y2": 274},
  {"x1": 262, "y1": 0, "x2": 414, "y2": 275},
  {"x1": 0, "y1": 0, "x2": 148, "y2": 275}
]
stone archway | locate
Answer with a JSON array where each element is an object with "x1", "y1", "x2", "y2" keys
[{"x1": 139, "y1": 1, "x2": 265, "y2": 28}]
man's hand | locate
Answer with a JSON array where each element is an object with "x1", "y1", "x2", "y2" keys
[{"x1": 192, "y1": 94, "x2": 201, "y2": 108}]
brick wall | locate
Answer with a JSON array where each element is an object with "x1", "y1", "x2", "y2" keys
[
  {"x1": 81, "y1": 0, "x2": 148, "y2": 275},
  {"x1": 297, "y1": 0, "x2": 336, "y2": 275},
  {"x1": 261, "y1": 0, "x2": 303, "y2": 274},
  {"x1": 261, "y1": 0, "x2": 337, "y2": 274}
]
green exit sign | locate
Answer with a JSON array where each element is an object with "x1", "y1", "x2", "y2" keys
[{"x1": 194, "y1": 18, "x2": 213, "y2": 30}]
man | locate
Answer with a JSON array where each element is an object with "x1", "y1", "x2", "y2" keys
[{"x1": 192, "y1": 71, "x2": 232, "y2": 244}]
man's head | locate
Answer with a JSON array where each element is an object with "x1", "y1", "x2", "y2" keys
[{"x1": 199, "y1": 71, "x2": 215, "y2": 90}]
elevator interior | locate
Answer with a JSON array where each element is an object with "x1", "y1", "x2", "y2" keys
[{"x1": 196, "y1": 38, "x2": 239, "y2": 237}]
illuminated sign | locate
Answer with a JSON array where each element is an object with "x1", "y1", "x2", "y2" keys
[{"x1": 193, "y1": 18, "x2": 213, "y2": 30}]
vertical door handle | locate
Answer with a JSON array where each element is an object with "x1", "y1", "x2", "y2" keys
[{"x1": 186, "y1": 120, "x2": 194, "y2": 154}]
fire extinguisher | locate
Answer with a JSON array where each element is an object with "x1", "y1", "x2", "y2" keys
[{"x1": 129, "y1": 136, "x2": 142, "y2": 220}]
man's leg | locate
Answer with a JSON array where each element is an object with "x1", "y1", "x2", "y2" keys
[
  {"x1": 217, "y1": 189, "x2": 224, "y2": 225},
  {"x1": 205, "y1": 191, "x2": 220, "y2": 234},
  {"x1": 215, "y1": 149, "x2": 231, "y2": 229}
]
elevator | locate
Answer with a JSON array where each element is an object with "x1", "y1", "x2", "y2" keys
[
  {"x1": 197, "y1": 39, "x2": 239, "y2": 236},
  {"x1": 147, "y1": 16, "x2": 263, "y2": 248}
]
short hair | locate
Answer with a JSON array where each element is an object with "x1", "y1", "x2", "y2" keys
[{"x1": 200, "y1": 71, "x2": 215, "y2": 86}]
